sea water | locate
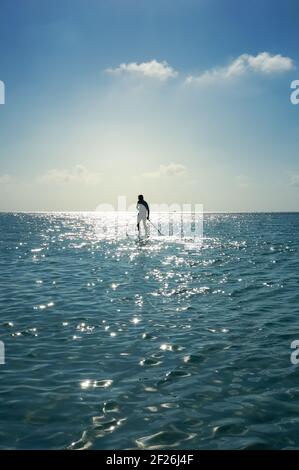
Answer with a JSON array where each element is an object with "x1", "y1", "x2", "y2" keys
[{"x1": 0, "y1": 212, "x2": 299, "y2": 449}]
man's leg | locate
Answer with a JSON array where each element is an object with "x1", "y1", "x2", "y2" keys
[{"x1": 142, "y1": 217, "x2": 148, "y2": 236}]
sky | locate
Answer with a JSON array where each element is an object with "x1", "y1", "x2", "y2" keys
[{"x1": 0, "y1": 0, "x2": 299, "y2": 212}]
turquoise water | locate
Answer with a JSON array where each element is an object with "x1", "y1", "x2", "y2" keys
[{"x1": 1, "y1": 212, "x2": 299, "y2": 450}]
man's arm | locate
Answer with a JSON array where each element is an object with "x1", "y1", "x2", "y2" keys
[{"x1": 144, "y1": 201, "x2": 150, "y2": 219}]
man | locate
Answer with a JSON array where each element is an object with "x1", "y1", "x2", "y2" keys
[{"x1": 136, "y1": 194, "x2": 150, "y2": 235}]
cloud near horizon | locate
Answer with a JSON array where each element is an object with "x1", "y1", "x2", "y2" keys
[
  {"x1": 105, "y1": 60, "x2": 178, "y2": 81},
  {"x1": 289, "y1": 174, "x2": 299, "y2": 188},
  {"x1": 186, "y1": 52, "x2": 294, "y2": 85},
  {"x1": 236, "y1": 174, "x2": 250, "y2": 189},
  {"x1": 38, "y1": 165, "x2": 102, "y2": 185},
  {"x1": 0, "y1": 174, "x2": 13, "y2": 184},
  {"x1": 142, "y1": 163, "x2": 187, "y2": 178}
]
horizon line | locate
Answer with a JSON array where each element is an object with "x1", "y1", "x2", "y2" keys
[{"x1": 0, "y1": 210, "x2": 299, "y2": 215}]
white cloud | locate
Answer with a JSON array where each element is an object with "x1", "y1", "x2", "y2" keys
[
  {"x1": 105, "y1": 60, "x2": 178, "y2": 81},
  {"x1": 0, "y1": 174, "x2": 13, "y2": 184},
  {"x1": 186, "y1": 52, "x2": 294, "y2": 85},
  {"x1": 247, "y1": 52, "x2": 294, "y2": 73},
  {"x1": 38, "y1": 165, "x2": 102, "y2": 185},
  {"x1": 143, "y1": 163, "x2": 187, "y2": 178},
  {"x1": 289, "y1": 174, "x2": 299, "y2": 187}
]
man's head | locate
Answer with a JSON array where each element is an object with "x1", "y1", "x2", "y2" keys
[{"x1": 138, "y1": 194, "x2": 144, "y2": 201}]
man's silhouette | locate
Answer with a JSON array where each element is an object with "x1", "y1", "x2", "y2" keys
[{"x1": 136, "y1": 195, "x2": 150, "y2": 236}]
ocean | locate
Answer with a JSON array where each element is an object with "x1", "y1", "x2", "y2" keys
[{"x1": 0, "y1": 212, "x2": 299, "y2": 450}]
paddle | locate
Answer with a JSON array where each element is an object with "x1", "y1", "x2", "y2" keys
[{"x1": 148, "y1": 219, "x2": 164, "y2": 236}]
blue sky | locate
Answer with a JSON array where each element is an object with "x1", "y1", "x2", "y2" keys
[{"x1": 0, "y1": 0, "x2": 299, "y2": 211}]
